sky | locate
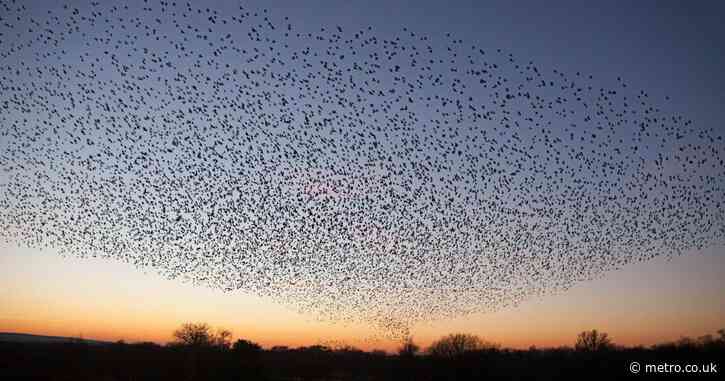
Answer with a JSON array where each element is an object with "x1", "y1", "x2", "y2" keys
[
  {"x1": 1, "y1": 242, "x2": 724, "y2": 350},
  {"x1": 1, "y1": 0, "x2": 725, "y2": 351}
]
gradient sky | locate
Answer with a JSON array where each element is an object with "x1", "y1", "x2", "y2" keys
[
  {"x1": 1, "y1": 0, "x2": 725, "y2": 351},
  {"x1": 2, "y1": 242, "x2": 724, "y2": 351}
]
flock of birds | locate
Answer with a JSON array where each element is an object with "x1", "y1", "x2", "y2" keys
[{"x1": 1, "y1": 0, "x2": 724, "y2": 339}]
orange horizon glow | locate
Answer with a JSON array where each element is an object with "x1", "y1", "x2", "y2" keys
[
  {"x1": 1, "y1": 243, "x2": 724, "y2": 352},
  {"x1": 2, "y1": 311, "x2": 723, "y2": 353}
]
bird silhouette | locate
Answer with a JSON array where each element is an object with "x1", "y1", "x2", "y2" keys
[{"x1": 0, "y1": 0, "x2": 723, "y2": 340}]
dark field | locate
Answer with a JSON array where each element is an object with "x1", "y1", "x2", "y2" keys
[{"x1": 1, "y1": 330, "x2": 722, "y2": 381}]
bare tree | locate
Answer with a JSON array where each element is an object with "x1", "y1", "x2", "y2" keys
[
  {"x1": 172, "y1": 322, "x2": 232, "y2": 349},
  {"x1": 575, "y1": 329, "x2": 613, "y2": 351},
  {"x1": 398, "y1": 336, "x2": 420, "y2": 357},
  {"x1": 427, "y1": 333, "x2": 498, "y2": 358},
  {"x1": 213, "y1": 328, "x2": 232, "y2": 349}
]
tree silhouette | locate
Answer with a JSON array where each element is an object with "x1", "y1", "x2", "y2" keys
[
  {"x1": 575, "y1": 329, "x2": 613, "y2": 351},
  {"x1": 398, "y1": 336, "x2": 420, "y2": 357},
  {"x1": 171, "y1": 322, "x2": 231, "y2": 349},
  {"x1": 213, "y1": 329, "x2": 232, "y2": 349},
  {"x1": 370, "y1": 349, "x2": 388, "y2": 357},
  {"x1": 2, "y1": 327, "x2": 725, "y2": 380},
  {"x1": 427, "y1": 333, "x2": 498, "y2": 358},
  {"x1": 232, "y1": 339, "x2": 262, "y2": 354}
]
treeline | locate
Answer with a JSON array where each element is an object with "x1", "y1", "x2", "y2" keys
[{"x1": 1, "y1": 324, "x2": 722, "y2": 380}]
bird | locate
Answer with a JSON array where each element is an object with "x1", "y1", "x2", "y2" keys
[{"x1": 0, "y1": 0, "x2": 723, "y2": 341}]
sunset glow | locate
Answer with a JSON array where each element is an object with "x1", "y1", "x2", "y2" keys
[{"x1": 2, "y1": 242, "x2": 723, "y2": 351}]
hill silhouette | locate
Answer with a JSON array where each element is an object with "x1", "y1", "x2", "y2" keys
[{"x1": 0, "y1": 332, "x2": 112, "y2": 346}]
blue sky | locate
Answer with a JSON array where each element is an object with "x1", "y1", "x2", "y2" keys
[{"x1": 1, "y1": 0, "x2": 724, "y2": 348}]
